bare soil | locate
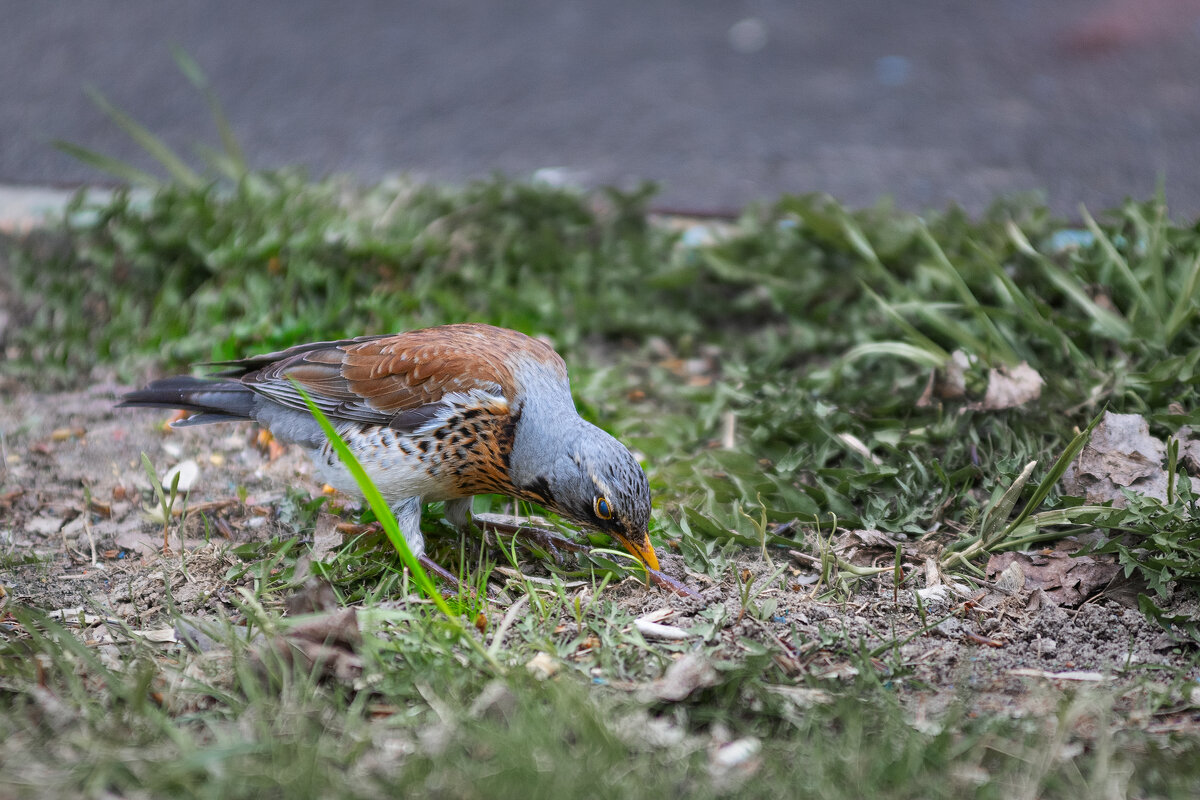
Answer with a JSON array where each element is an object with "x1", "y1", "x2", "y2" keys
[{"x1": 2, "y1": 385, "x2": 1199, "y2": 730}]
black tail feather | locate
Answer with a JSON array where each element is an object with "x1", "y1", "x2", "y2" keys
[{"x1": 118, "y1": 376, "x2": 256, "y2": 425}]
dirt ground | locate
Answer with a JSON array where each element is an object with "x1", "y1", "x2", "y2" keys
[{"x1": 2, "y1": 384, "x2": 1199, "y2": 730}]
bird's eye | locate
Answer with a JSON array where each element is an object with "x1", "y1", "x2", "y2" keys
[{"x1": 594, "y1": 496, "x2": 613, "y2": 520}]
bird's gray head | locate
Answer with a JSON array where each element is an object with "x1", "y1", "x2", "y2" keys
[{"x1": 517, "y1": 420, "x2": 658, "y2": 570}]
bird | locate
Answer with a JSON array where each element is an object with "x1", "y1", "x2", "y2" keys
[{"x1": 117, "y1": 323, "x2": 659, "y2": 573}]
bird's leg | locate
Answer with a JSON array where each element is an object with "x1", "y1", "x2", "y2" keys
[
  {"x1": 392, "y1": 496, "x2": 471, "y2": 594},
  {"x1": 393, "y1": 496, "x2": 427, "y2": 558}
]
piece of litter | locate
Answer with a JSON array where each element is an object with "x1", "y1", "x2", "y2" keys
[
  {"x1": 711, "y1": 737, "x2": 761, "y2": 772},
  {"x1": 634, "y1": 608, "x2": 675, "y2": 624},
  {"x1": 132, "y1": 628, "x2": 179, "y2": 644},
  {"x1": 46, "y1": 608, "x2": 111, "y2": 626},
  {"x1": 161, "y1": 460, "x2": 199, "y2": 493},
  {"x1": 634, "y1": 619, "x2": 694, "y2": 641}
]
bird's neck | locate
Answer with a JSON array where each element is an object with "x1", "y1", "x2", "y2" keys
[{"x1": 506, "y1": 359, "x2": 584, "y2": 500}]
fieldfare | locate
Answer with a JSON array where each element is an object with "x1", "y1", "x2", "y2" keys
[{"x1": 118, "y1": 323, "x2": 659, "y2": 572}]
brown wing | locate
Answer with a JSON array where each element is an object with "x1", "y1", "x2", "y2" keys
[{"x1": 216, "y1": 324, "x2": 563, "y2": 431}]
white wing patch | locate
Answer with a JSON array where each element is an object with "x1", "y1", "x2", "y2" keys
[{"x1": 412, "y1": 386, "x2": 509, "y2": 436}]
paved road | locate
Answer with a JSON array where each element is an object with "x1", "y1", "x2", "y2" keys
[{"x1": 5, "y1": 1, "x2": 1200, "y2": 216}]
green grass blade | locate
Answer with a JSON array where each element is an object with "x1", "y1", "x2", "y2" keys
[
  {"x1": 1165, "y1": 253, "x2": 1200, "y2": 345},
  {"x1": 980, "y1": 460, "x2": 1037, "y2": 548},
  {"x1": 1138, "y1": 200, "x2": 1168, "y2": 315},
  {"x1": 910, "y1": 304, "x2": 995, "y2": 361},
  {"x1": 1009, "y1": 218, "x2": 1132, "y2": 341},
  {"x1": 171, "y1": 45, "x2": 248, "y2": 175},
  {"x1": 840, "y1": 214, "x2": 905, "y2": 292},
  {"x1": 140, "y1": 453, "x2": 169, "y2": 514},
  {"x1": 918, "y1": 225, "x2": 1019, "y2": 365},
  {"x1": 972, "y1": 239, "x2": 1088, "y2": 363},
  {"x1": 84, "y1": 85, "x2": 204, "y2": 189},
  {"x1": 860, "y1": 284, "x2": 950, "y2": 361},
  {"x1": 52, "y1": 141, "x2": 162, "y2": 186},
  {"x1": 1080, "y1": 205, "x2": 1155, "y2": 328},
  {"x1": 193, "y1": 144, "x2": 250, "y2": 183},
  {"x1": 839, "y1": 341, "x2": 948, "y2": 370},
  {"x1": 1038, "y1": 261, "x2": 1133, "y2": 342}
]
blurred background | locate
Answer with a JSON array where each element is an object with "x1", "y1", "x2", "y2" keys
[{"x1": 4, "y1": 0, "x2": 1200, "y2": 216}]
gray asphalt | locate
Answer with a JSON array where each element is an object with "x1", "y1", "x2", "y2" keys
[{"x1": 5, "y1": 1, "x2": 1200, "y2": 216}]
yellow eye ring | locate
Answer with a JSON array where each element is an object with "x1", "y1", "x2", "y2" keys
[{"x1": 594, "y1": 496, "x2": 613, "y2": 520}]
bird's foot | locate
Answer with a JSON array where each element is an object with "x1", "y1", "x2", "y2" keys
[
  {"x1": 333, "y1": 519, "x2": 478, "y2": 599},
  {"x1": 417, "y1": 555, "x2": 477, "y2": 596}
]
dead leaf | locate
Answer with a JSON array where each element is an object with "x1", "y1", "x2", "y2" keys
[
  {"x1": 915, "y1": 370, "x2": 938, "y2": 408},
  {"x1": 286, "y1": 609, "x2": 362, "y2": 650},
  {"x1": 1062, "y1": 412, "x2": 1168, "y2": 506},
  {"x1": 836, "y1": 529, "x2": 903, "y2": 551},
  {"x1": 968, "y1": 361, "x2": 1043, "y2": 411},
  {"x1": 834, "y1": 529, "x2": 913, "y2": 565},
  {"x1": 993, "y1": 560, "x2": 1026, "y2": 594},
  {"x1": 310, "y1": 512, "x2": 343, "y2": 562},
  {"x1": 258, "y1": 608, "x2": 363, "y2": 684},
  {"x1": 986, "y1": 543, "x2": 1124, "y2": 607},
  {"x1": 918, "y1": 352, "x2": 1043, "y2": 411},
  {"x1": 940, "y1": 350, "x2": 971, "y2": 399},
  {"x1": 285, "y1": 576, "x2": 339, "y2": 615}
]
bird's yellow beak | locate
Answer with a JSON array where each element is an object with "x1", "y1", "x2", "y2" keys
[{"x1": 617, "y1": 533, "x2": 660, "y2": 572}]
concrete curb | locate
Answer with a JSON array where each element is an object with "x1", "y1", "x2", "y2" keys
[{"x1": 0, "y1": 185, "x2": 89, "y2": 234}]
